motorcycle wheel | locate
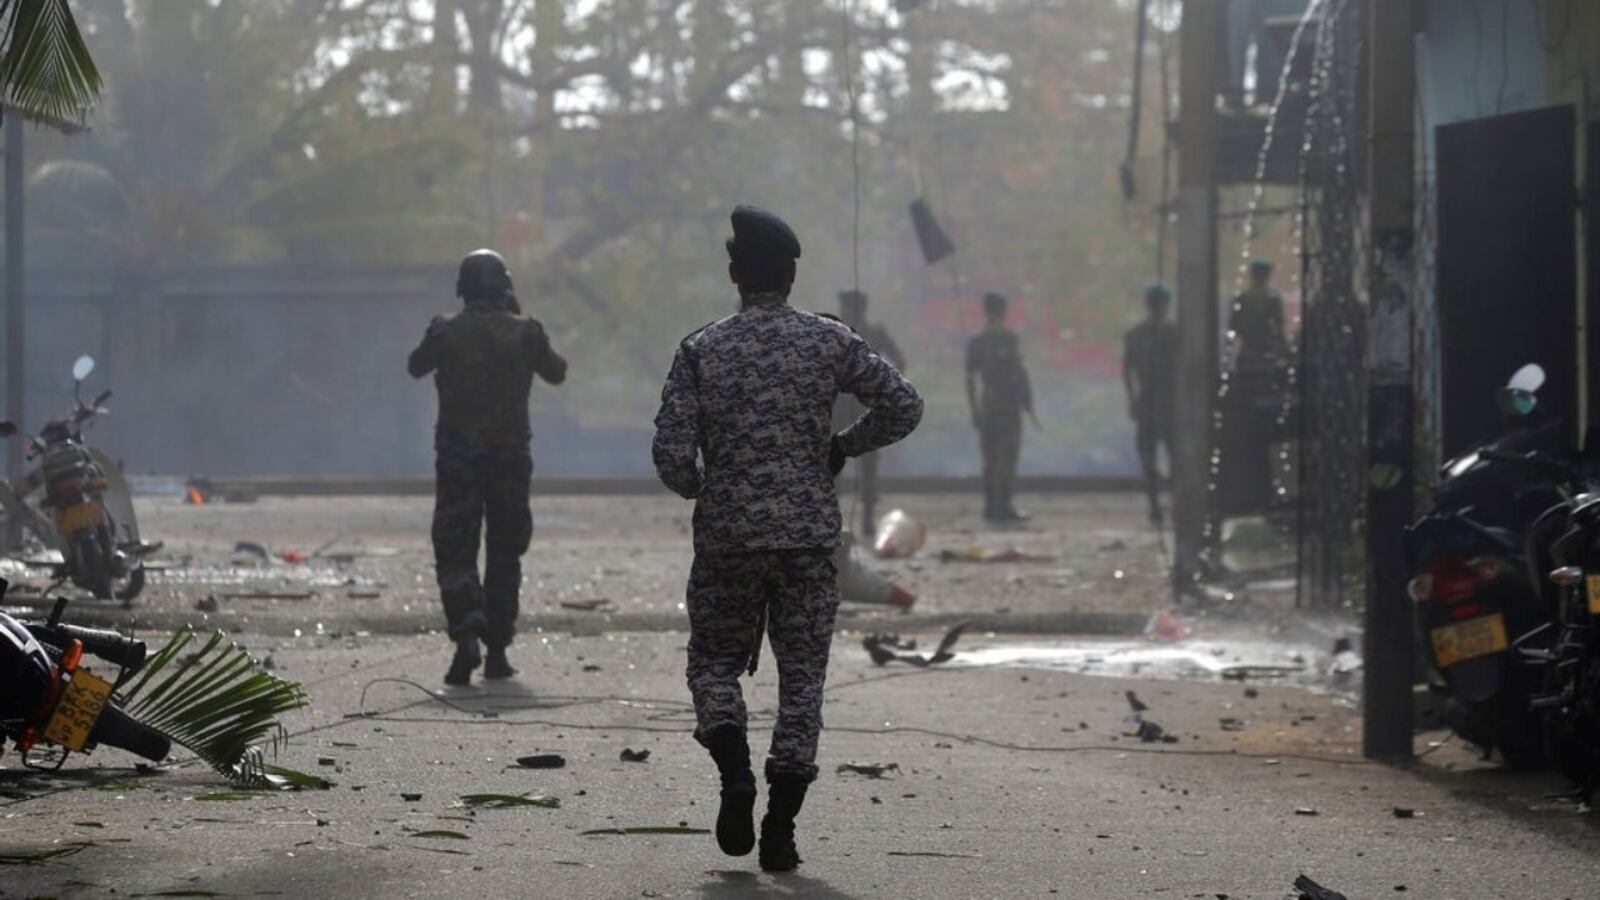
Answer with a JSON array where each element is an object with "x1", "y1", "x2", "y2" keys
[
  {"x1": 88, "y1": 702, "x2": 171, "y2": 762},
  {"x1": 1494, "y1": 687, "x2": 1545, "y2": 771},
  {"x1": 113, "y1": 564, "x2": 145, "y2": 604},
  {"x1": 72, "y1": 527, "x2": 114, "y2": 601}
]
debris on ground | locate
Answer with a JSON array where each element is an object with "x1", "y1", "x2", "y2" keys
[
  {"x1": 401, "y1": 793, "x2": 423, "y2": 802},
  {"x1": 1219, "y1": 717, "x2": 1246, "y2": 732},
  {"x1": 458, "y1": 792, "x2": 560, "y2": 809},
  {"x1": 233, "y1": 541, "x2": 271, "y2": 562},
  {"x1": 837, "y1": 762, "x2": 900, "y2": 779},
  {"x1": 1125, "y1": 690, "x2": 1149, "y2": 713},
  {"x1": 1143, "y1": 608, "x2": 1193, "y2": 642},
  {"x1": 861, "y1": 622, "x2": 968, "y2": 667},
  {"x1": 872, "y1": 509, "x2": 927, "y2": 559},
  {"x1": 560, "y1": 598, "x2": 616, "y2": 612},
  {"x1": 619, "y1": 748, "x2": 651, "y2": 763},
  {"x1": 1392, "y1": 807, "x2": 1419, "y2": 819},
  {"x1": 937, "y1": 545, "x2": 1055, "y2": 563},
  {"x1": 1293, "y1": 807, "x2": 1320, "y2": 817},
  {"x1": 838, "y1": 538, "x2": 917, "y2": 609},
  {"x1": 1293, "y1": 874, "x2": 1349, "y2": 900},
  {"x1": 580, "y1": 826, "x2": 709, "y2": 836},
  {"x1": 195, "y1": 595, "x2": 219, "y2": 612},
  {"x1": 515, "y1": 754, "x2": 567, "y2": 770},
  {"x1": 1128, "y1": 720, "x2": 1178, "y2": 744},
  {"x1": 277, "y1": 550, "x2": 308, "y2": 564}
]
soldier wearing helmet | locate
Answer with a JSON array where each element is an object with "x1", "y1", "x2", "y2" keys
[{"x1": 409, "y1": 249, "x2": 568, "y2": 685}]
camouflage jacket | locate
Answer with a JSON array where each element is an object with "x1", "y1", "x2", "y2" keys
[
  {"x1": 652, "y1": 296, "x2": 923, "y2": 554},
  {"x1": 408, "y1": 300, "x2": 568, "y2": 444}
]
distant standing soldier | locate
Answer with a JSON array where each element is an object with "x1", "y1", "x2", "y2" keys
[
  {"x1": 1231, "y1": 258, "x2": 1288, "y2": 370},
  {"x1": 1222, "y1": 258, "x2": 1288, "y2": 513},
  {"x1": 1123, "y1": 284, "x2": 1177, "y2": 524},
  {"x1": 966, "y1": 291, "x2": 1033, "y2": 523},
  {"x1": 834, "y1": 289, "x2": 906, "y2": 540},
  {"x1": 653, "y1": 206, "x2": 922, "y2": 871},
  {"x1": 408, "y1": 249, "x2": 568, "y2": 686}
]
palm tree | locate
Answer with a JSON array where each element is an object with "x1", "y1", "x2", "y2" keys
[{"x1": 0, "y1": 0, "x2": 101, "y2": 122}]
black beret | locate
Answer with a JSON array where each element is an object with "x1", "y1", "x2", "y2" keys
[
  {"x1": 730, "y1": 204, "x2": 801, "y2": 260},
  {"x1": 838, "y1": 289, "x2": 868, "y2": 307},
  {"x1": 983, "y1": 291, "x2": 1009, "y2": 312}
]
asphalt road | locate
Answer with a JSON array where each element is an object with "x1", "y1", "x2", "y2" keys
[{"x1": 2, "y1": 629, "x2": 1596, "y2": 900}]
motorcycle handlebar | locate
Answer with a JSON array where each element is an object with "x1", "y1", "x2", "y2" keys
[
  {"x1": 1478, "y1": 449, "x2": 1577, "y2": 478},
  {"x1": 28, "y1": 622, "x2": 147, "y2": 673}
]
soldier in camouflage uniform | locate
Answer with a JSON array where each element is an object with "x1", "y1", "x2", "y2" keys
[
  {"x1": 833, "y1": 289, "x2": 906, "y2": 540},
  {"x1": 408, "y1": 249, "x2": 568, "y2": 686},
  {"x1": 653, "y1": 206, "x2": 922, "y2": 872},
  {"x1": 966, "y1": 291, "x2": 1033, "y2": 522}
]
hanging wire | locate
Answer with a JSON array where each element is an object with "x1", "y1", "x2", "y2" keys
[{"x1": 842, "y1": 0, "x2": 862, "y2": 294}]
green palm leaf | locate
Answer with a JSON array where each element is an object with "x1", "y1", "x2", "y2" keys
[
  {"x1": 114, "y1": 628, "x2": 308, "y2": 785},
  {"x1": 0, "y1": 0, "x2": 101, "y2": 121}
]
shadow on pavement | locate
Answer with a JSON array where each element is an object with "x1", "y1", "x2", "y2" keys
[{"x1": 699, "y1": 869, "x2": 863, "y2": 900}]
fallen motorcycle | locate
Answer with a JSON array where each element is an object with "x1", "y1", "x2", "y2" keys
[
  {"x1": 0, "y1": 579, "x2": 170, "y2": 767},
  {"x1": 0, "y1": 354, "x2": 156, "y2": 602}
]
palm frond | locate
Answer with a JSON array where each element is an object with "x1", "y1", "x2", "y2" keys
[
  {"x1": 0, "y1": 0, "x2": 101, "y2": 122},
  {"x1": 115, "y1": 628, "x2": 308, "y2": 785}
]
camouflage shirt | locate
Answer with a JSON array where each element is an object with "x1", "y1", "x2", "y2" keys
[
  {"x1": 408, "y1": 300, "x2": 568, "y2": 444},
  {"x1": 652, "y1": 295, "x2": 924, "y2": 554},
  {"x1": 833, "y1": 318, "x2": 905, "y2": 432}
]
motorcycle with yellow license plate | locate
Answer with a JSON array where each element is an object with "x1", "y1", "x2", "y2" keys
[
  {"x1": 0, "y1": 578, "x2": 170, "y2": 767},
  {"x1": 0, "y1": 355, "x2": 155, "y2": 602}
]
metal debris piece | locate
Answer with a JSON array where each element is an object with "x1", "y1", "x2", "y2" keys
[
  {"x1": 619, "y1": 748, "x2": 651, "y2": 763},
  {"x1": 861, "y1": 623, "x2": 968, "y2": 667},
  {"x1": 1293, "y1": 874, "x2": 1349, "y2": 900},
  {"x1": 516, "y1": 754, "x2": 566, "y2": 770},
  {"x1": 837, "y1": 762, "x2": 900, "y2": 779}
]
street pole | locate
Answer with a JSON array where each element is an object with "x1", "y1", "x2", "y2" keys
[
  {"x1": 1362, "y1": 0, "x2": 1417, "y2": 761},
  {"x1": 5, "y1": 110, "x2": 22, "y2": 483},
  {"x1": 1172, "y1": 0, "x2": 1224, "y2": 598}
]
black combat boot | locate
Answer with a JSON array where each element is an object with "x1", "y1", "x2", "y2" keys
[
  {"x1": 703, "y1": 725, "x2": 757, "y2": 856},
  {"x1": 758, "y1": 774, "x2": 809, "y2": 872},
  {"x1": 483, "y1": 644, "x2": 517, "y2": 679},
  {"x1": 443, "y1": 637, "x2": 481, "y2": 686}
]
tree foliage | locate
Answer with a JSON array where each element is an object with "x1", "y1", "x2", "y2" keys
[{"x1": 32, "y1": 0, "x2": 1163, "y2": 472}]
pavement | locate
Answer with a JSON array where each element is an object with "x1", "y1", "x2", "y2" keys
[
  {"x1": 1, "y1": 493, "x2": 1596, "y2": 899},
  {"x1": 2, "y1": 628, "x2": 1597, "y2": 900}
]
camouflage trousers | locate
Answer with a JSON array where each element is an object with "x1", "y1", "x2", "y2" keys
[
  {"x1": 432, "y1": 430, "x2": 533, "y2": 648},
  {"x1": 686, "y1": 550, "x2": 839, "y2": 783}
]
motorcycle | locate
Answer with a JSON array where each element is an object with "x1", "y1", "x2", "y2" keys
[
  {"x1": 0, "y1": 577, "x2": 171, "y2": 767},
  {"x1": 0, "y1": 355, "x2": 154, "y2": 602},
  {"x1": 1404, "y1": 364, "x2": 1579, "y2": 768},
  {"x1": 1523, "y1": 495, "x2": 1600, "y2": 803}
]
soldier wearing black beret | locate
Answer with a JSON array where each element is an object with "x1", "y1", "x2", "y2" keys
[{"x1": 653, "y1": 205, "x2": 922, "y2": 871}]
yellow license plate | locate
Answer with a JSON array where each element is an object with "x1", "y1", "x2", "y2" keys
[
  {"x1": 1587, "y1": 575, "x2": 1600, "y2": 615},
  {"x1": 1431, "y1": 614, "x2": 1509, "y2": 668},
  {"x1": 54, "y1": 502, "x2": 105, "y2": 535},
  {"x1": 43, "y1": 669, "x2": 114, "y2": 751}
]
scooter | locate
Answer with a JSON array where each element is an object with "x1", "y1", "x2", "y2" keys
[
  {"x1": 0, "y1": 355, "x2": 154, "y2": 602},
  {"x1": 0, "y1": 577, "x2": 170, "y2": 767},
  {"x1": 1405, "y1": 364, "x2": 1578, "y2": 768}
]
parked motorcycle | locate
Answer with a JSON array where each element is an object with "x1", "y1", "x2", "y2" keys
[
  {"x1": 1405, "y1": 364, "x2": 1579, "y2": 768},
  {"x1": 0, "y1": 577, "x2": 170, "y2": 767},
  {"x1": 0, "y1": 355, "x2": 153, "y2": 602},
  {"x1": 1522, "y1": 495, "x2": 1600, "y2": 802}
]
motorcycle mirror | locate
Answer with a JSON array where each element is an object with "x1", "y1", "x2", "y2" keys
[
  {"x1": 71, "y1": 355, "x2": 95, "y2": 383},
  {"x1": 1507, "y1": 363, "x2": 1545, "y2": 394},
  {"x1": 1498, "y1": 387, "x2": 1539, "y2": 417},
  {"x1": 92, "y1": 390, "x2": 112, "y2": 408}
]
